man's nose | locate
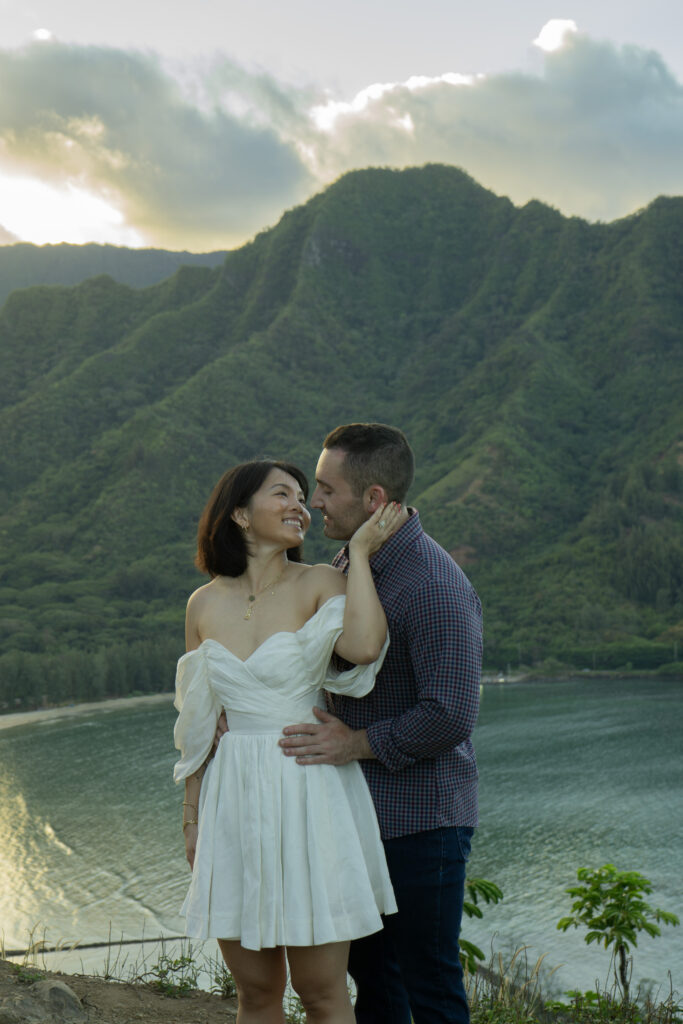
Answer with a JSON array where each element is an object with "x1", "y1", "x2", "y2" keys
[{"x1": 310, "y1": 488, "x2": 324, "y2": 509}]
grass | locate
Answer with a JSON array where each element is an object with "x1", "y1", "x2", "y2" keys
[
  {"x1": 466, "y1": 946, "x2": 555, "y2": 1022},
  {"x1": 466, "y1": 948, "x2": 682, "y2": 1024},
  {"x1": 135, "y1": 949, "x2": 200, "y2": 997},
  {"x1": 3, "y1": 932, "x2": 680, "y2": 1023}
]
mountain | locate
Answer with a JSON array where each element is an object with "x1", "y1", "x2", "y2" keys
[
  {"x1": 0, "y1": 242, "x2": 229, "y2": 308},
  {"x1": 0, "y1": 164, "x2": 681, "y2": 709}
]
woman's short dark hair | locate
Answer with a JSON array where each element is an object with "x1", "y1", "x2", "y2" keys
[
  {"x1": 195, "y1": 460, "x2": 309, "y2": 578},
  {"x1": 323, "y1": 423, "x2": 414, "y2": 502}
]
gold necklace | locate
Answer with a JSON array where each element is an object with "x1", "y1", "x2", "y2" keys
[{"x1": 243, "y1": 567, "x2": 286, "y2": 620}]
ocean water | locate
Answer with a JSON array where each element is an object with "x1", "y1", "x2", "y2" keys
[{"x1": 1, "y1": 677, "x2": 681, "y2": 997}]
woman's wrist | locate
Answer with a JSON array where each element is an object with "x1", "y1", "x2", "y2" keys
[{"x1": 347, "y1": 537, "x2": 371, "y2": 559}]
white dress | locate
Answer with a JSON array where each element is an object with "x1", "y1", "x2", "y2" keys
[{"x1": 173, "y1": 594, "x2": 397, "y2": 950}]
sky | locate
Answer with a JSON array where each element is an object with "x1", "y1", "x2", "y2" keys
[{"x1": 1, "y1": 0, "x2": 682, "y2": 251}]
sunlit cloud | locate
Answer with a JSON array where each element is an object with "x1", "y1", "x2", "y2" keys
[
  {"x1": 0, "y1": 172, "x2": 144, "y2": 246},
  {"x1": 533, "y1": 19, "x2": 579, "y2": 53},
  {"x1": 0, "y1": 42, "x2": 313, "y2": 250},
  {"x1": 311, "y1": 72, "x2": 478, "y2": 132},
  {"x1": 0, "y1": 222, "x2": 19, "y2": 244}
]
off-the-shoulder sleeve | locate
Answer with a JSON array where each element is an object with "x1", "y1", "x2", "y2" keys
[
  {"x1": 299, "y1": 593, "x2": 389, "y2": 696},
  {"x1": 173, "y1": 647, "x2": 221, "y2": 783},
  {"x1": 299, "y1": 594, "x2": 346, "y2": 675},
  {"x1": 324, "y1": 632, "x2": 389, "y2": 697}
]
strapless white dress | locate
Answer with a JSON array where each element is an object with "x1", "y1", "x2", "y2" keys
[{"x1": 173, "y1": 594, "x2": 397, "y2": 950}]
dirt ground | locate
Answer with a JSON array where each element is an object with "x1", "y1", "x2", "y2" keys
[{"x1": 0, "y1": 958, "x2": 238, "y2": 1024}]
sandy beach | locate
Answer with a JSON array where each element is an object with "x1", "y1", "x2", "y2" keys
[{"x1": 0, "y1": 692, "x2": 176, "y2": 732}]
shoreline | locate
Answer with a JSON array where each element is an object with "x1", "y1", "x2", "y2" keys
[
  {"x1": 1, "y1": 668, "x2": 680, "y2": 731},
  {"x1": 0, "y1": 691, "x2": 175, "y2": 732}
]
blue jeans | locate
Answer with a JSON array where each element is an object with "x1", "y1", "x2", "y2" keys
[{"x1": 348, "y1": 826, "x2": 473, "y2": 1024}]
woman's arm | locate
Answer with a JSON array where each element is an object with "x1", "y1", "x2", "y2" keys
[
  {"x1": 181, "y1": 592, "x2": 207, "y2": 867},
  {"x1": 182, "y1": 763, "x2": 205, "y2": 868},
  {"x1": 334, "y1": 503, "x2": 401, "y2": 664}
]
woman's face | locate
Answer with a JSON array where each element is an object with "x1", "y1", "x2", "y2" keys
[{"x1": 242, "y1": 468, "x2": 311, "y2": 546}]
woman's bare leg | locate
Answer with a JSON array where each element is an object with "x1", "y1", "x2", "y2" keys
[
  {"x1": 287, "y1": 941, "x2": 354, "y2": 1024},
  {"x1": 218, "y1": 940, "x2": 287, "y2": 1024}
]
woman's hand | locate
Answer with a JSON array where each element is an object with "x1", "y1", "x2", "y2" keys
[
  {"x1": 349, "y1": 503, "x2": 402, "y2": 558},
  {"x1": 184, "y1": 824, "x2": 198, "y2": 870}
]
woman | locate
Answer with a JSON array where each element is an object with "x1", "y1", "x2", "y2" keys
[{"x1": 173, "y1": 459, "x2": 399, "y2": 1023}]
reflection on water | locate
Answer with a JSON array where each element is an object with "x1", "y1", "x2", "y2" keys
[
  {"x1": 1, "y1": 679, "x2": 682, "y2": 995},
  {"x1": 0, "y1": 702, "x2": 187, "y2": 957}
]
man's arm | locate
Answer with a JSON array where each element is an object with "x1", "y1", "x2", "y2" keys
[{"x1": 365, "y1": 577, "x2": 482, "y2": 771}]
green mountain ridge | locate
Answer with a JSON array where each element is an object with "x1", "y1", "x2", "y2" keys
[
  {"x1": 0, "y1": 241, "x2": 228, "y2": 309},
  {"x1": 0, "y1": 165, "x2": 681, "y2": 709}
]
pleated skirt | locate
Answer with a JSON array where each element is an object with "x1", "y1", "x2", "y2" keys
[{"x1": 181, "y1": 731, "x2": 397, "y2": 949}]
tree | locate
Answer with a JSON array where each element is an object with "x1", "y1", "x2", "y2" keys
[{"x1": 557, "y1": 863, "x2": 679, "y2": 1000}]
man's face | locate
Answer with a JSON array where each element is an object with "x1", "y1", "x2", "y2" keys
[{"x1": 310, "y1": 448, "x2": 368, "y2": 540}]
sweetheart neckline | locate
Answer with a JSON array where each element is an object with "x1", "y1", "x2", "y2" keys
[{"x1": 192, "y1": 594, "x2": 345, "y2": 665}]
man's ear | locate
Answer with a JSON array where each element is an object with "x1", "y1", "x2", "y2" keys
[{"x1": 366, "y1": 485, "x2": 389, "y2": 513}]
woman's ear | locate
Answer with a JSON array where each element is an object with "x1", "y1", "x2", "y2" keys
[{"x1": 231, "y1": 508, "x2": 250, "y2": 531}]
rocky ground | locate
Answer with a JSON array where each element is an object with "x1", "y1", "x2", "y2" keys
[{"x1": 0, "y1": 959, "x2": 238, "y2": 1024}]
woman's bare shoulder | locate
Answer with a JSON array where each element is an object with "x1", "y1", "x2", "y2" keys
[
  {"x1": 294, "y1": 562, "x2": 346, "y2": 602},
  {"x1": 294, "y1": 562, "x2": 345, "y2": 580},
  {"x1": 186, "y1": 578, "x2": 232, "y2": 611}
]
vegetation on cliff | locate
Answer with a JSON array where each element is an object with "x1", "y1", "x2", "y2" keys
[{"x1": 1, "y1": 165, "x2": 681, "y2": 708}]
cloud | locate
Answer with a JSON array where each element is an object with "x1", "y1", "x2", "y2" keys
[
  {"x1": 302, "y1": 32, "x2": 683, "y2": 223},
  {"x1": 0, "y1": 42, "x2": 314, "y2": 249},
  {"x1": 0, "y1": 30, "x2": 682, "y2": 249},
  {"x1": 533, "y1": 20, "x2": 578, "y2": 53},
  {"x1": 0, "y1": 222, "x2": 20, "y2": 244},
  {"x1": 0, "y1": 171, "x2": 143, "y2": 246},
  {"x1": 310, "y1": 73, "x2": 478, "y2": 133}
]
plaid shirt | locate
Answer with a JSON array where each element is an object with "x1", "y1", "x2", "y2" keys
[{"x1": 331, "y1": 509, "x2": 482, "y2": 839}]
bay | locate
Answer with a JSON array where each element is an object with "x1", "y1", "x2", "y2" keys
[
  {"x1": 465, "y1": 676, "x2": 683, "y2": 998},
  {"x1": 1, "y1": 677, "x2": 681, "y2": 998}
]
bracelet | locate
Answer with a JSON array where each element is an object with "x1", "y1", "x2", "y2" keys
[
  {"x1": 182, "y1": 801, "x2": 198, "y2": 809},
  {"x1": 183, "y1": 819, "x2": 199, "y2": 831}
]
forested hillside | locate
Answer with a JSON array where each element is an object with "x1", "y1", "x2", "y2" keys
[
  {"x1": 1, "y1": 165, "x2": 681, "y2": 709},
  {"x1": 0, "y1": 242, "x2": 228, "y2": 307}
]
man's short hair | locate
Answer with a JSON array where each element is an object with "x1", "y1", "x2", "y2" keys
[{"x1": 323, "y1": 423, "x2": 414, "y2": 502}]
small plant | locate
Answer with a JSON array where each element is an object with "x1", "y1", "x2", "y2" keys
[
  {"x1": 100, "y1": 924, "x2": 130, "y2": 981},
  {"x1": 467, "y1": 946, "x2": 554, "y2": 1023},
  {"x1": 557, "y1": 864, "x2": 680, "y2": 1001},
  {"x1": 10, "y1": 964, "x2": 45, "y2": 986},
  {"x1": 545, "y1": 985, "x2": 683, "y2": 1023},
  {"x1": 138, "y1": 949, "x2": 199, "y2": 997},
  {"x1": 461, "y1": 876, "x2": 504, "y2": 973},
  {"x1": 284, "y1": 991, "x2": 307, "y2": 1023},
  {"x1": 209, "y1": 956, "x2": 237, "y2": 999}
]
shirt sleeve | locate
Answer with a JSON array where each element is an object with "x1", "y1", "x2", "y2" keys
[{"x1": 365, "y1": 577, "x2": 482, "y2": 772}]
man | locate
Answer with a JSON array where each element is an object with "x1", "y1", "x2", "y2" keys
[{"x1": 279, "y1": 423, "x2": 482, "y2": 1024}]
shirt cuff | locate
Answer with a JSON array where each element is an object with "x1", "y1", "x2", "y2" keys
[{"x1": 366, "y1": 719, "x2": 417, "y2": 772}]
